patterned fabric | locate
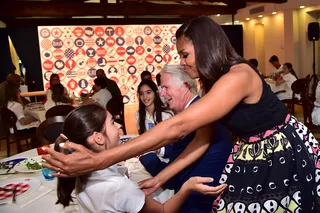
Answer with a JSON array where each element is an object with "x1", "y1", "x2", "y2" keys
[{"x1": 212, "y1": 114, "x2": 320, "y2": 213}]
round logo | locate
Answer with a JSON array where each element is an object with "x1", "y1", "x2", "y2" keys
[
  {"x1": 45, "y1": 82, "x2": 50, "y2": 90},
  {"x1": 79, "y1": 89, "x2": 89, "y2": 97},
  {"x1": 136, "y1": 55, "x2": 144, "y2": 65},
  {"x1": 43, "y1": 71, "x2": 53, "y2": 81},
  {"x1": 144, "y1": 36, "x2": 153, "y2": 45},
  {"x1": 127, "y1": 66, "x2": 137, "y2": 75},
  {"x1": 154, "y1": 54, "x2": 163, "y2": 63},
  {"x1": 86, "y1": 58, "x2": 97, "y2": 68},
  {"x1": 64, "y1": 48, "x2": 75, "y2": 58},
  {"x1": 94, "y1": 27, "x2": 105, "y2": 37},
  {"x1": 96, "y1": 37, "x2": 105, "y2": 47},
  {"x1": 163, "y1": 44, "x2": 171, "y2": 54},
  {"x1": 120, "y1": 84, "x2": 129, "y2": 95},
  {"x1": 171, "y1": 36, "x2": 177, "y2": 44},
  {"x1": 96, "y1": 47, "x2": 106, "y2": 57},
  {"x1": 75, "y1": 48, "x2": 86, "y2": 58},
  {"x1": 107, "y1": 56, "x2": 117, "y2": 67},
  {"x1": 41, "y1": 39, "x2": 52, "y2": 50},
  {"x1": 153, "y1": 26, "x2": 162, "y2": 35},
  {"x1": 52, "y1": 39, "x2": 63, "y2": 48},
  {"x1": 106, "y1": 37, "x2": 116, "y2": 47},
  {"x1": 67, "y1": 79, "x2": 78, "y2": 90},
  {"x1": 162, "y1": 36, "x2": 170, "y2": 44},
  {"x1": 110, "y1": 76, "x2": 119, "y2": 84},
  {"x1": 106, "y1": 47, "x2": 116, "y2": 56},
  {"x1": 125, "y1": 37, "x2": 134, "y2": 46},
  {"x1": 84, "y1": 27, "x2": 94, "y2": 37},
  {"x1": 115, "y1": 27, "x2": 124, "y2": 36},
  {"x1": 172, "y1": 53, "x2": 180, "y2": 63},
  {"x1": 117, "y1": 56, "x2": 126, "y2": 66},
  {"x1": 118, "y1": 66, "x2": 127, "y2": 75},
  {"x1": 129, "y1": 84, "x2": 137, "y2": 94},
  {"x1": 64, "y1": 38, "x2": 74, "y2": 48},
  {"x1": 137, "y1": 65, "x2": 145, "y2": 73},
  {"x1": 51, "y1": 28, "x2": 62, "y2": 38},
  {"x1": 145, "y1": 54, "x2": 154, "y2": 64},
  {"x1": 56, "y1": 71, "x2": 66, "y2": 81},
  {"x1": 108, "y1": 67, "x2": 118, "y2": 75},
  {"x1": 54, "y1": 60, "x2": 65, "y2": 70},
  {"x1": 78, "y1": 79, "x2": 89, "y2": 89},
  {"x1": 75, "y1": 38, "x2": 85, "y2": 48},
  {"x1": 169, "y1": 26, "x2": 178, "y2": 35},
  {"x1": 126, "y1": 56, "x2": 136, "y2": 65},
  {"x1": 135, "y1": 36, "x2": 144, "y2": 45},
  {"x1": 144, "y1": 26, "x2": 152, "y2": 35},
  {"x1": 97, "y1": 58, "x2": 107, "y2": 67},
  {"x1": 65, "y1": 59, "x2": 76, "y2": 70},
  {"x1": 53, "y1": 49, "x2": 64, "y2": 60},
  {"x1": 153, "y1": 36, "x2": 162, "y2": 44},
  {"x1": 134, "y1": 26, "x2": 143, "y2": 36},
  {"x1": 88, "y1": 68, "x2": 96, "y2": 78},
  {"x1": 119, "y1": 76, "x2": 128, "y2": 86},
  {"x1": 116, "y1": 47, "x2": 126, "y2": 56},
  {"x1": 73, "y1": 27, "x2": 84, "y2": 37},
  {"x1": 146, "y1": 64, "x2": 155, "y2": 73},
  {"x1": 40, "y1": 28, "x2": 50, "y2": 38},
  {"x1": 145, "y1": 46, "x2": 153, "y2": 54},
  {"x1": 163, "y1": 54, "x2": 172, "y2": 63},
  {"x1": 154, "y1": 44, "x2": 162, "y2": 54},
  {"x1": 116, "y1": 37, "x2": 125, "y2": 46},
  {"x1": 105, "y1": 27, "x2": 115, "y2": 36},
  {"x1": 41, "y1": 50, "x2": 52, "y2": 60},
  {"x1": 135, "y1": 46, "x2": 145, "y2": 55},
  {"x1": 43, "y1": 60, "x2": 54, "y2": 71},
  {"x1": 86, "y1": 47, "x2": 96, "y2": 58},
  {"x1": 125, "y1": 26, "x2": 134, "y2": 36},
  {"x1": 76, "y1": 58, "x2": 86, "y2": 69},
  {"x1": 126, "y1": 46, "x2": 135, "y2": 56},
  {"x1": 77, "y1": 69, "x2": 87, "y2": 78},
  {"x1": 128, "y1": 75, "x2": 138, "y2": 85}
]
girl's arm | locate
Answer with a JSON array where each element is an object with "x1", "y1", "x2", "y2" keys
[{"x1": 140, "y1": 177, "x2": 226, "y2": 213}]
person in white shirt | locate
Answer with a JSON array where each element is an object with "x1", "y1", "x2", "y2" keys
[
  {"x1": 54, "y1": 104, "x2": 226, "y2": 213},
  {"x1": 275, "y1": 62, "x2": 299, "y2": 100},
  {"x1": 90, "y1": 78, "x2": 112, "y2": 108},
  {"x1": 268, "y1": 55, "x2": 283, "y2": 79},
  {"x1": 44, "y1": 83, "x2": 73, "y2": 111},
  {"x1": 46, "y1": 74, "x2": 68, "y2": 102},
  {"x1": 135, "y1": 79, "x2": 173, "y2": 134},
  {"x1": 312, "y1": 81, "x2": 320, "y2": 125},
  {"x1": 5, "y1": 84, "x2": 39, "y2": 135}
]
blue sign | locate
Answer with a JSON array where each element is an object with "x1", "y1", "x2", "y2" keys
[
  {"x1": 78, "y1": 79, "x2": 89, "y2": 89},
  {"x1": 54, "y1": 60, "x2": 65, "y2": 70},
  {"x1": 74, "y1": 38, "x2": 84, "y2": 48},
  {"x1": 95, "y1": 37, "x2": 105, "y2": 47},
  {"x1": 116, "y1": 37, "x2": 125, "y2": 46},
  {"x1": 52, "y1": 39, "x2": 63, "y2": 48},
  {"x1": 127, "y1": 66, "x2": 137, "y2": 74},
  {"x1": 86, "y1": 48, "x2": 96, "y2": 58},
  {"x1": 144, "y1": 26, "x2": 152, "y2": 35},
  {"x1": 84, "y1": 27, "x2": 94, "y2": 37},
  {"x1": 126, "y1": 46, "x2": 135, "y2": 56},
  {"x1": 88, "y1": 68, "x2": 96, "y2": 78},
  {"x1": 135, "y1": 36, "x2": 144, "y2": 45},
  {"x1": 105, "y1": 27, "x2": 115, "y2": 36}
]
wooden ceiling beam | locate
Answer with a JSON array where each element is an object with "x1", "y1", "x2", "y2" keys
[{"x1": 0, "y1": 2, "x2": 237, "y2": 17}]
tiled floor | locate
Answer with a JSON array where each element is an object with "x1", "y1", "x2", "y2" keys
[{"x1": 0, "y1": 104, "x2": 309, "y2": 160}]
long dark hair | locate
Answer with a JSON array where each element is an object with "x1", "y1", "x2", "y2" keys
[
  {"x1": 4, "y1": 84, "x2": 20, "y2": 107},
  {"x1": 283, "y1": 62, "x2": 298, "y2": 79},
  {"x1": 51, "y1": 83, "x2": 73, "y2": 105},
  {"x1": 55, "y1": 104, "x2": 107, "y2": 207},
  {"x1": 137, "y1": 79, "x2": 172, "y2": 134},
  {"x1": 176, "y1": 16, "x2": 245, "y2": 92},
  {"x1": 49, "y1": 74, "x2": 60, "y2": 88}
]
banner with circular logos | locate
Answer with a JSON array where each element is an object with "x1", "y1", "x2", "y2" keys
[{"x1": 38, "y1": 25, "x2": 180, "y2": 104}]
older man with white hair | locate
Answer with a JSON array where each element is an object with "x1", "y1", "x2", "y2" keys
[{"x1": 139, "y1": 65, "x2": 232, "y2": 213}]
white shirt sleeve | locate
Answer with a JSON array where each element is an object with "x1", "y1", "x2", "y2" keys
[
  {"x1": 8, "y1": 101, "x2": 25, "y2": 120},
  {"x1": 282, "y1": 73, "x2": 297, "y2": 90},
  {"x1": 115, "y1": 178, "x2": 145, "y2": 213},
  {"x1": 314, "y1": 82, "x2": 320, "y2": 107},
  {"x1": 161, "y1": 111, "x2": 173, "y2": 121},
  {"x1": 92, "y1": 89, "x2": 112, "y2": 108}
]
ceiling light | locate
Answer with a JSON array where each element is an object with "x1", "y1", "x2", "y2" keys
[
  {"x1": 235, "y1": 20, "x2": 239, "y2": 23},
  {"x1": 272, "y1": 12, "x2": 277, "y2": 15},
  {"x1": 217, "y1": 14, "x2": 220, "y2": 17},
  {"x1": 300, "y1": 5, "x2": 305, "y2": 9},
  {"x1": 262, "y1": 22, "x2": 265, "y2": 25},
  {"x1": 258, "y1": 15, "x2": 263, "y2": 18},
  {"x1": 246, "y1": 18, "x2": 250, "y2": 21},
  {"x1": 225, "y1": 23, "x2": 230, "y2": 25}
]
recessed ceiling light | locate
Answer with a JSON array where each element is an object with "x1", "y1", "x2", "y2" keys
[
  {"x1": 272, "y1": 12, "x2": 277, "y2": 15},
  {"x1": 300, "y1": 6, "x2": 305, "y2": 9},
  {"x1": 258, "y1": 15, "x2": 263, "y2": 18},
  {"x1": 262, "y1": 22, "x2": 265, "y2": 24},
  {"x1": 225, "y1": 23, "x2": 230, "y2": 25},
  {"x1": 217, "y1": 14, "x2": 220, "y2": 17},
  {"x1": 235, "y1": 20, "x2": 239, "y2": 23},
  {"x1": 246, "y1": 18, "x2": 250, "y2": 21}
]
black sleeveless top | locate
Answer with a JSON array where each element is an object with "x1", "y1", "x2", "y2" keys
[{"x1": 220, "y1": 63, "x2": 288, "y2": 138}]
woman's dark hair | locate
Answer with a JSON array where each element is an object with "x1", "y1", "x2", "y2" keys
[
  {"x1": 94, "y1": 77, "x2": 108, "y2": 89},
  {"x1": 49, "y1": 74, "x2": 60, "y2": 88},
  {"x1": 51, "y1": 83, "x2": 73, "y2": 105},
  {"x1": 4, "y1": 83, "x2": 20, "y2": 107},
  {"x1": 55, "y1": 104, "x2": 107, "y2": 207},
  {"x1": 176, "y1": 16, "x2": 245, "y2": 92},
  {"x1": 137, "y1": 79, "x2": 172, "y2": 134},
  {"x1": 284, "y1": 62, "x2": 298, "y2": 79}
]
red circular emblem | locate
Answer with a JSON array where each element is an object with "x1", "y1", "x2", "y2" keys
[
  {"x1": 116, "y1": 47, "x2": 126, "y2": 56},
  {"x1": 135, "y1": 46, "x2": 145, "y2": 55},
  {"x1": 94, "y1": 27, "x2": 105, "y2": 37},
  {"x1": 106, "y1": 37, "x2": 116, "y2": 47},
  {"x1": 126, "y1": 56, "x2": 136, "y2": 65},
  {"x1": 43, "y1": 60, "x2": 54, "y2": 71},
  {"x1": 53, "y1": 49, "x2": 64, "y2": 60},
  {"x1": 96, "y1": 47, "x2": 107, "y2": 57},
  {"x1": 67, "y1": 79, "x2": 78, "y2": 90},
  {"x1": 145, "y1": 54, "x2": 154, "y2": 64},
  {"x1": 115, "y1": 27, "x2": 125, "y2": 36},
  {"x1": 73, "y1": 27, "x2": 84, "y2": 37},
  {"x1": 86, "y1": 58, "x2": 97, "y2": 68},
  {"x1": 51, "y1": 28, "x2": 62, "y2": 38}
]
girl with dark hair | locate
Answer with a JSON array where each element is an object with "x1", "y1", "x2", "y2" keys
[
  {"x1": 55, "y1": 104, "x2": 226, "y2": 212},
  {"x1": 44, "y1": 83, "x2": 73, "y2": 111},
  {"x1": 135, "y1": 79, "x2": 172, "y2": 134},
  {"x1": 275, "y1": 62, "x2": 299, "y2": 100},
  {"x1": 5, "y1": 84, "x2": 39, "y2": 134},
  {"x1": 46, "y1": 74, "x2": 68, "y2": 102},
  {"x1": 44, "y1": 16, "x2": 320, "y2": 213}
]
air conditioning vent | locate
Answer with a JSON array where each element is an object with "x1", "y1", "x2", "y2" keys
[{"x1": 249, "y1": 6, "x2": 265, "y2": 15}]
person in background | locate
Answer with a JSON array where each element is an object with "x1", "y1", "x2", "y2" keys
[
  {"x1": 55, "y1": 104, "x2": 226, "y2": 213},
  {"x1": 46, "y1": 74, "x2": 68, "y2": 102},
  {"x1": 139, "y1": 65, "x2": 232, "y2": 213},
  {"x1": 44, "y1": 83, "x2": 73, "y2": 111},
  {"x1": 275, "y1": 62, "x2": 299, "y2": 100},
  {"x1": 269, "y1": 55, "x2": 283, "y2": 80},
  {"x1": 248, "y1": 58, "x2": 258, "y2": 68},
  {"x1": 96, "y1": 69, "x2": 121, "y2": 98},
  {"x1": 5, "y1": 83, "x2": 39, "y2": 135},
  {"x1": 84, "y1": 78, "x2": 112, "y2": 108},
  {"x1": 0, "y1": 73, "x2": 21, "y2": 106},
  {"x1": 312, "y1": 81, "x2": 320, "y2": 125},
  {"x1": 43, "y1": 16, "x2": 320, "y2": 213},
  {"x1": 135, "y1": 79, "x2": 172, "y2": 134},
  {"x1": 141, "y1": 71, "x2": 152, "y2": 80}
]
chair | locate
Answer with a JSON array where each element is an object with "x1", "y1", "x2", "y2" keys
[
  {"x1": 45, "y1": 105, "x2": 75, "y2": 119},
  {"x1": 301, "y1": 94, "x2": 320, "y2": 139},
  {"x1": 0, "y1": 106, "x2": 36, "y2": 156},
  {"x1": 107, "y1": 95, "x2": 127, "y2": 135},
  {"x1": 37, "y1": 116, "x2": 65, "y2": 145}
]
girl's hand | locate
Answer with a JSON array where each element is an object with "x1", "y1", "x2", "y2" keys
[
  {"x1": 138, "y1": 176, "x2": 163, "y2": 195},
  {"x1": 183, "y1": 177, "x2": 227, "y2": 195}
]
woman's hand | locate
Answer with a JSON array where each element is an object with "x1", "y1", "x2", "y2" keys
[
  {"x1": 183, "y1": 177, "x2": 227, "y2": 195},
  {"x1": 138, "y1": 176, "x2": 163, "y2": 195},
  {"x1": 41, "y1": 142, "x2": 102, "y2": 177}
]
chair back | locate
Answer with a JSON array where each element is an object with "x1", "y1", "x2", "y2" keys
[
  {"x1": 301, "y1": 94, "x2": 314, "y2": 128},
  {"x1": 0, "y1": 106, "x2": 18, "y2": 134},
  {"x1": 106, "y1": 95, "x2": 127, "y2": 134},
  {"x1": 291, "y1": 78, "x2": 309, "y2": 99},
  {"x1": 45, "y1": 105, "x2": 75, "y2": 119},
  {"x1": 37, "y1": 116, "x2": 65, "y2": 145}
]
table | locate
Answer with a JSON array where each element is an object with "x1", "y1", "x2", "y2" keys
[
  {"x1": 25, "y1": 106, "x2": 46, "y2": 123},
  {"x1": 0, "y1": 136, "x2": 174, "y2": 212},
  {"x1": 265, "y1": 78, "x2": 286, "y2": 93}
]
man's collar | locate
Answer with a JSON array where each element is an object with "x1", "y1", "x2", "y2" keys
[{"x1": 184, "y1": 95, "x2": 199, "y2": 109}]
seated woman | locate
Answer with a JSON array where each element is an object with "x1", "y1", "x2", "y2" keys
[
  {"x1": 275, "y1": 62, "x2": 299, "y2": 100},
  {"x1": 83, "y1": 78, "x2": 112, "y2": 108},
  {"x1": 46, "y1": 74, "x2": 67, "y2": 102},
  {"x1": 135, "y1": 79, "x2": 173, "y2": 134},
  {"x1": 312, "y1": 81, "x2": 320, "y2": 125},
  {"x1": 54, "y1": 104, "x2": 226, "y2": 212},
  {"x1": 5, "y1": 84, "x2": 39, "y2": 134},
  {"x1": 44, "y1": 83, "x2": 73, "y2": 111}
]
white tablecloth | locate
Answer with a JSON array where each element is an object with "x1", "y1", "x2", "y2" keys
[
  {"x1": 265, "y1": 78, "x2": 286, "y2": 93},
  {"x1": 0, "y1": 136, "x2": 174, "y2": 212},
  {"x1": 25, "y1": 107, "x2": 46, "y2": 123}
]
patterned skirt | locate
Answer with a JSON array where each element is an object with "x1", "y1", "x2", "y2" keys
[{"x1": 212, "y1": 114, "x2": 320, "y2": 213}]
